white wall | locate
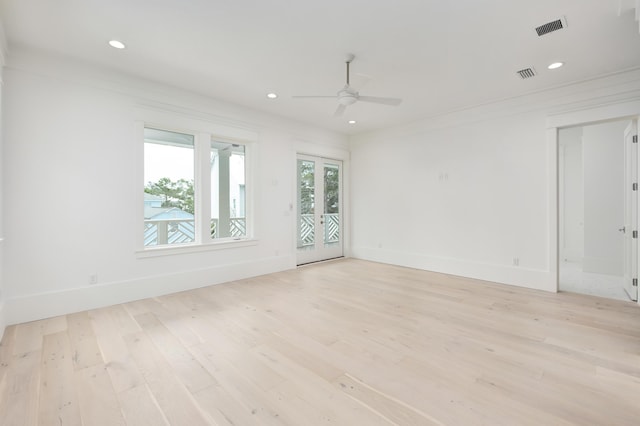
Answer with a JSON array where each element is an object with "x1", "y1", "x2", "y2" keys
[
  {"x1": 0, "y1": 24, "x2": 6, "y2": 340},
  {"x1": 2, "y1": 47, "x2": 348, "y2": 325},
  {"x1": 350, "y1": 69, "x2": 640, "y2": 292},
  {"x1": 559, "y1": 127, "x2": 584, "y2": 262},
  {"x1": 582, "y1": 120, "x2": 627, "y2": 275},
  {"x1": 350, "y1": 111, "x2": 549, "y2": 289}
]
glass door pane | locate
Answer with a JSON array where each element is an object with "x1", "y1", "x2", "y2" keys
[
  {"x1": 297, "y1": 159, "x2": 315, "y2": 250},
  {"x1": 323, "y1": 163, "x2": 340, "y2": 247}
]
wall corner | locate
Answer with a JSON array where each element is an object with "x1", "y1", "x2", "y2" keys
[{"x1": 0, "y1": 19, "x2": 7, "y2": 341}]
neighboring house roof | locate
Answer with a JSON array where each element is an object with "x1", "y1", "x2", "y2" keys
[
  {"x1": 144, "y1": 193, "x2": 165, "y2": 201},
  {"x1": 144, "y1": 194, "x2": 194, "y2": 219},
  {"x1": 145, "y1": 206, "x2": 194, "y2": 220}
]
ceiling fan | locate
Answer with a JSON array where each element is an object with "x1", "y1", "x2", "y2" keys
[{"x1": 293, "y1": 54, "x2": 402, "y2": 117}]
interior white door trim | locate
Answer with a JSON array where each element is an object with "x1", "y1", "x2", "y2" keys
[
  {"x1": 292, "y1": 143, "x2": 350, "y2": 264},
  {"x1": 547, "y1": 101, "x2": 640, "y2": 305},
  {"x1": 623, "y1": 120, "x2": 639, "y2": 301},
  {"x1": 296, "y1": 154, "x2": 344, "y2": 265}
]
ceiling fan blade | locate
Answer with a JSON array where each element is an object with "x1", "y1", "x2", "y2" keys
[
  {"x1": 358, "y1": 96, "x2": 402, "y2": 106},
  {"x1": 350, "y1": 72, "x2": 372, "y2": 91},
  {"x1": 292, "y1": 95, "x2": 337, "y2": 99},
  {"x1": 334, "y1": 104, "x2": 346, "y2": 117}
]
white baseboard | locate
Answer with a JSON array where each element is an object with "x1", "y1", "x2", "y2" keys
[
  {"x1": 4, "y1": 254, "x2": 296, "y2": 326},
  {"x1": 351, "y1": 247, "x2": 555, "y2": 292}
]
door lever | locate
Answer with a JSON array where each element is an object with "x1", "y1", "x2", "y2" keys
[{"x1": 619, "y1": 226, "x2": 626, "y2": 233}]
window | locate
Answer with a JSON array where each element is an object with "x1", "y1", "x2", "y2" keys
[
  {"x1": 210, "y1": 140, "x2": 246, "y2": 240},
  {"x1": 142, "y1": 126, "x2": 250, "y2": 250},
  {"x1": 144, "y1": 128, "x2": 195, "y2": 247}
]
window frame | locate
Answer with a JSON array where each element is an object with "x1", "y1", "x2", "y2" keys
[
  {"x1": 208, "y1": 138, "x2": 248, "y2": 242},
  {"x1": 135, "y1": 116, "x2": 257, "y2": 258}
]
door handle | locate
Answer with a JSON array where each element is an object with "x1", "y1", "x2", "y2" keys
[{"x1": 619, "y1": 226, "x2": 626, "y2": 233}]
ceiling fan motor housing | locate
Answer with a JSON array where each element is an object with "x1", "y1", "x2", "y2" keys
[{"x1": 338, "y1": 87, "x2": 358, "y2": 105}]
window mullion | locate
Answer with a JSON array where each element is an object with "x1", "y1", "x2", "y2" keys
[
  {"x1": 244, "y1": 143, "x2": 253, "y2": 239},
  {"x1": 195, "y1": 133, "x2": 212, "y2": 244},
  {"x1": 136, "y1": 122, "x2": 145, "y2": 251}
]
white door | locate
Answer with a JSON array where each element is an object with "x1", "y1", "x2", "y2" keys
[
  {"x1": 623, "y1": 120, "x2": 638, "y2": 301},
  {"x1": 296, "y1": 155, "x2": 343, "y2": 265}
]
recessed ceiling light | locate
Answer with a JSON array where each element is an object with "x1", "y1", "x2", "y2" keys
[
  {"x1": 548, "y1": 62, "x2": 564, "y2": 70},
  {"x1": 348, "y1": 120, "x2": 357, "y2": 125},
  {"x1": 109, "y1": 40, "x2": 126, "y2": 49},
  {"x1": 266, "y1": 92, "x2": 278, "y2": 99}
]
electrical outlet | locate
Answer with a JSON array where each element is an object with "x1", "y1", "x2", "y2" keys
[
  {"x1": 513, "y1": 257, "x2": 520, "y2": 266},
  {"x1": 89, "y1": 274, "x2": 98, "y2": 285}
]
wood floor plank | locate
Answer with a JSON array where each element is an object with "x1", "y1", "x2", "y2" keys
[
  {"x1": 75, "y1": 364, "x2": 126, "y2": 425},
  {"x1": 133, "y1": 312, "x2": 217, "y2": 393},
  {"x1": 12, "y1": 317, "x2": 68, "y2": 357},
  {"x1": 12, "y1": 322, "x2": 44, "y2": 356},
  {"x1": 117, "y1": 384, "x2": 170, "y2": 426},
  {"x1": 0, "y1": 350, "x2": 41, "y2": 426},
  {"x1": 264, "y1": 331, "x2": 343, "y2": 382},
  {"x1": 189, "y1": 343, "x2": 293, "y2": 425},
  {"x1": 332, "y1": 373, "x2": 443, "y2": 426},
  {"x1": 269, "y1": 380, "x2": 367, "y2": 425},
  {"x1": 89, "y1": 305, "x2": 140, "y2": 337},
  {"x1": 250, "y1": 343, "x2": 393, "y2": 425},
  {"x1": 0, "y1": 325, "x2": 16, "y2": 382},
  {"x1": 122, "y1": 331, "x2": 212, "y2": 426},
  {"x1": 152, "y1": 294, "x2": 205, "y2": 347},
  {"x1": 89, "y1": 307, "x2": 145, "y2": 393},
  {"x1": 66, "y1": 312, "x2": 103, "y2": 370},
  {"x1": 38, "y1": 331, "x2": 82, "y2": 426},
  {"x1": 192, "y1": 384, "x2": 254, "y2": 426}
]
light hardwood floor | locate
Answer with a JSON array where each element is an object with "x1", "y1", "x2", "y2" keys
[{"x1": 1, "y1": 258, "x2": 640, "y2": 425}]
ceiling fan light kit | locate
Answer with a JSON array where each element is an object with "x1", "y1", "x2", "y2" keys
[{"x1": 293, "y1": 54, "x2": 402, "y2": 117}]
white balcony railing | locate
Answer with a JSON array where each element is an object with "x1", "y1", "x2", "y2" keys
[
  {"x1": 299, "y1": 213, "x2": 339, "y2": 247},
  {"x1": 144, "y1": 217, "x2": 246, "y2": 246},
  {"x1": 144, "y1": 214, "x2": 339, "y2": 247}
]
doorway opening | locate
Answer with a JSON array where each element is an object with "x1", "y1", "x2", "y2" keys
[{"x1": 558, "y1": 119, "x2": 637, "y2": 301}]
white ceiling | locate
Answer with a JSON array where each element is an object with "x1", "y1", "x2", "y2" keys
[{"x1": 2, "y1": 0, "x2": 640, "y2": 135}]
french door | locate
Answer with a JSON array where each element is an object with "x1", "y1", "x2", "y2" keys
[{"x1": 296, "y1": 155, "x2": 343, "y2": 265}]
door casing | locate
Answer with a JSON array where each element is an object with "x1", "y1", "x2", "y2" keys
[
  {"x1": 296, "y1": 154, "x2": 344, "y2": 265},
  {"x1": 548, "y1": 100, "x2": 640, "y2": 306}
]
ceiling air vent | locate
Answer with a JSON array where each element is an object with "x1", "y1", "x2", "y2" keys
[
  {"x1": 535, "y1": 16, "x2": 567, "y2": 36},
  {"x1": 516, "y1": 67, "x2": 537, "y2": 79}
]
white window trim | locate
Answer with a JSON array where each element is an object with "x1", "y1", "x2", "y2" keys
[
  {"x1": 135, "y1": 238, "x2": 259, "y2": 258},
  {"x1": 135, "y1": 109, "x2": 258, "y2": 257}
]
